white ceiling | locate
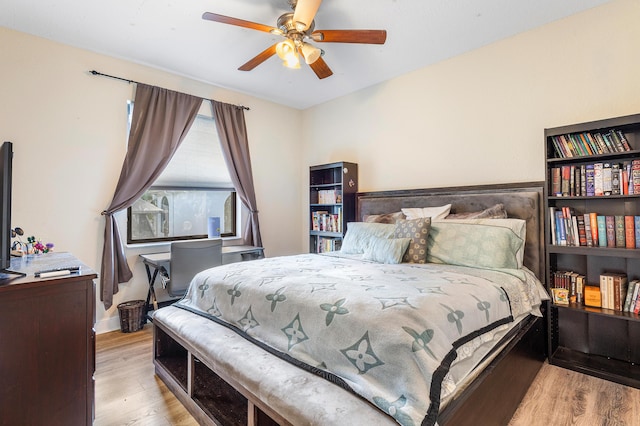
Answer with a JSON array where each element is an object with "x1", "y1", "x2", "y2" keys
[{"x1": 1, "y1": 0, "x2": 611, "y2": 109}]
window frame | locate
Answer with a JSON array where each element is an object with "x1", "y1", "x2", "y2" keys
[{"x1": 126, "y1": 185, "x2": 237, "y2": 245}]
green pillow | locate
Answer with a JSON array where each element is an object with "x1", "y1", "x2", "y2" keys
[
  {"x1": 340, "y1": 222, "x2": 396, "y2": 254},
  {"x1": 363, "y1": 237, "x2": 412, "y2": 264},
  {"x1": 427, "y1": 222, "x2": 524, "y2": 269}
]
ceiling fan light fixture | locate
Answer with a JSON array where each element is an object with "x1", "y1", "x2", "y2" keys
[
  {"x1": 301, "y1": 42, "x2": 321, "y2": 64},
  {"x1": 276, "y1": 39, "x2": 301, "y2": 69},
  {"x1": 292, "y1": 0, "x2": 322, "y2": 31},
  {"x1": 276, "y1": 39, "x2": 296, "y2": 60},
  {"x1": 283, "y1": 55, "x2": 301, "y2": 69}
]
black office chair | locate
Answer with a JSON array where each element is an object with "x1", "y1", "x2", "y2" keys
[{"x1": 161, "y1": 239, "x2": 222, "y2": 298}]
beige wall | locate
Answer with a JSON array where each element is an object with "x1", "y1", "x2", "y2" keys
[
  {"x1": 1, "y1": 0, "x2": 639, "y2": 333},
  {"x1": 302, "y1": 0, "x2": 640, "y2": 193},
  {"x1": 0, "y1": 27, "x2": 303, "y2": 332}
]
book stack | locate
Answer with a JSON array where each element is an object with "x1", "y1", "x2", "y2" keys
[
  {"x1": 549, "y1": 207, "x2": 640, "y2": 249},
  {"x1": 550, "y1": 129, "x2": 631, "y2": 159},
  {"x1": 549, "y1": 159, "x2": 640, "y2": 198},
  {"x1": 550, "y1": 271, "x2": 586, "y2": 305},
  {"x1": 598, "y1": 273, "x2": 640, "y2": 313},
  {"x1": 551, "y1": 271, "x2": 640, "y2": 313},
  {"x1": 316, "y1": 237, "x2": 341, "y2": 253},
  {"x1": 311, "y1": 209, "x2": 342, "y2": 233},
  {"x1": 316, "y1": 189, "x2": 342, "y2": 204}
]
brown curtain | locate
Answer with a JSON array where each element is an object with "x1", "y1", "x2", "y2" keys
[
  {"x1": 212, "y1": 101, "x2": 262, "y2": 248},
  {"x1": 100, "y1": 84, "x2": 202, "y2": 309}
]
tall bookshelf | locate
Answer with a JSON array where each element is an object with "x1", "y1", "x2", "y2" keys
[
  {"x1": 544, "y1": 113, "x2": 640, "y2": 389},
  {"x1": 309, "y1": 162, "x2": 358, "y2": 253}
]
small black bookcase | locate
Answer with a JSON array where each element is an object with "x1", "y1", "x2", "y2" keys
[{"x1": 309, "y1": 161, "x2": 358, "y2": 253}]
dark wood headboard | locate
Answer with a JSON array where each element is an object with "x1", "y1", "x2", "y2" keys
[{"x1": 356, "y1": 182, "x2": 546, "y2": 282}]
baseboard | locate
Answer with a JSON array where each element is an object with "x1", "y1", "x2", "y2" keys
[{"x1": 95, "y1": 315, "x2": 122, "y2": 334}]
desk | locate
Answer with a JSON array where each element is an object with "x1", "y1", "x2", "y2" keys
[{"x1": 140, "y1": 245, "x2": 264, "y2": 318}]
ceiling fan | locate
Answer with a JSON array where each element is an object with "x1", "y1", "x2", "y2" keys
[{"x1": 202, "y1": 0, "x2": 387, "y2": 79}]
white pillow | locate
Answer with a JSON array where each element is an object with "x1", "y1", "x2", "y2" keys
[{"x1": 402, "y1": 204, "x2": 452, "y2": 220}]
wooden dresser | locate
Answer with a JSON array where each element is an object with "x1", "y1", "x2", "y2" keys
[{"x1": 0, "y1": 252, "x2": 96, "y2": 426}]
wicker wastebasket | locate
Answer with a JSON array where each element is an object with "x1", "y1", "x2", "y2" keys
[{"x1": 117, "y1": 300, "x2": 145, "y2": 333}]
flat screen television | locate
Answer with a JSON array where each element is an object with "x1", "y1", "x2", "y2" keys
[{"x1": 0, "y1": 141, "x2": 23, "y2": 277}]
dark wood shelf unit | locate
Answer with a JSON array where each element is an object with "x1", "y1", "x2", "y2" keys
[
  {"x1": 0, "y1": 253, "x2": 97, "y2": 425},
  {"x1": 309, "y1": 161, "x2": 358, "y2": 253},
  {"x1": 544, "y1": 113, "x2": 640, "y2": 389}
]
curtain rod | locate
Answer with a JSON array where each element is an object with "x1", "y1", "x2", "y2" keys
[{"x1": 89, "y1": 70, "x2": 250, "y2": 111}]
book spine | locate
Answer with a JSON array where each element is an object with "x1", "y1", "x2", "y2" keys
[
  {"x1": 615, "y1": 215, "x2": 625, "y2": 248},
  {"x1": 577, "y1": 215, "x2": 587, "y2": 247},
  {"x1": 551, "y1": 167, "x2": 561, "y2": 196},
  {"x1": 611, "y1": 163, "x2": 621, "y2": 195},
  {"x1": 603, "y1": 162, "x2": 612, "y2": 196},
  {"x1": 633, "y1": 160, "x2": 640, "y2": 194},
  {"x1": 590, "y1": 213, "x2": 600, "y2": 245},
  {"x1": 600, "y1": 274, "x2": 609, "y2": 310},
  {"x1": 605, "y1": 216, "x2": 616, "y2": 248},
  {"x1": 584, "y1": 213, "x2": 593, "y2": 247},
  {"x1": 585, "y1": 164, "x2": 595, "y2": 197},
  {"x1": 594, "y1": 163, "x2": 604, "y2": 196},
  {"x1": 625, "y1": 216, "x2": 635, "y2": 249},
  {"x1": 623, "y1": 280, "x2": 636, "y2": 312}
]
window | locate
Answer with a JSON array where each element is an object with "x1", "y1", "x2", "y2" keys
[{"x1": 127, "y1": 103, "x2": 236, "y2": 244}]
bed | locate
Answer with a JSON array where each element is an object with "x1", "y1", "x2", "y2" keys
[{"x1": 152, "y1": 182, "x2": 548, "y2": 426}]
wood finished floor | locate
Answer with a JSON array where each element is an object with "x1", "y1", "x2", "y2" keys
[{"x1": 96, "y1": 325, "x2": 640, "y2": 426}]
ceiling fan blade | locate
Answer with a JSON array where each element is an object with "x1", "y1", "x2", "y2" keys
[
  {"x1": 202, "y1": 12, "x2": 277, "y2": 33},
  {"x1": 308, "y1": 57, "x2": 333, "y2": 79},
  {"x1": 238, "y1": 44, "x2": 278, "y2": 71},
  {"x1": 293, "y1": 0, "x2": 322, "y2": 30},
  {"x1": 311, "y1": 29, "x2": 387, "y2": 44}
]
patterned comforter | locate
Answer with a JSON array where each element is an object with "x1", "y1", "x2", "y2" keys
[{"x1": 176, "y1": 253, "x2": 544, "y2": 426}]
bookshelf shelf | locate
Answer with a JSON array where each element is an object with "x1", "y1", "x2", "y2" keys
[
  {"x1": 545, "y1": 113, "x2": 640, "y2": 389},
  {"x1": 547, "y1": 245, "x2": 640, "y2": 258},
  {"x1": 309, "y1": 162, "x2": 357, "y2": 254}
]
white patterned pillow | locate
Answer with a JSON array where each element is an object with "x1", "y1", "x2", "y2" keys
[
  {"x1": 402, "y1": 204, "x2": 451, "y2": 220},
  {"x1": 394, "y1": 218, "x2": 431, "y2": 263},
  {"x1": 363, "y1": 237, "x2": 412, "y2": 264},
  {"x1": 427, "y1": 221, "x2": 524, "y2": 269},
  {"x1": 340, "y1": 222, "x2": 396, "y2": 254}
]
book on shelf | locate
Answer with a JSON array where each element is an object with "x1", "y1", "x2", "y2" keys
[
  {"x1": 623, "y1": 280, "x2": 639, "y2": 312},
  {"x1": 550, "y1": 129, "x2": 632, "y2": 159},
  {"x1": 589, "y1": 212, "x2": 599, "y2": 245},
  {"x1": 599, "y1": 272, "x2": 629, "y2": 311},
  {"x1": 551, "y1": 158, "x2": 640, "y2": 197},
  {"x1": 551, "y1": 270, "x2": 585, "y2": 305},
  {"x1": 316, "y1": 189, "x2": 342, "y2": 205},
  {"x1": 311, "y1": 209, "x2": 343, "y2": 233},
  {"x1": 615, "y1": 215, "x2": 626, "y2": 248},
  {"x1": 600, "y1": 274, "x2": 609, "y2": 309},
  {"x1": 633, "y1": 159, "x2": 640, "y2": 194},
  {"x1": 584, "y1": 285, "x2": 601, "y2": 308},
  {"x1": 315, "y1": 236, "x2": 342, "y2": 253},
  {"x1": 597, "y1": 215, "x2": 607, "y2": 247},
  {"x1": 625, "y1": 216, "x2": 635, "y2": 249},
  {"x1": 594, "y1": 163, "x2": 604, "y2": 196},
  {"x1": 583, "y1": 213, "x2": 593, "y2": 247},
  {"x1": 550, "y1": 210, "x2": 640, "y2": 250}
]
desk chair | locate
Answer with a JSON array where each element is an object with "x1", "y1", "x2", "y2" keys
[{"x1": 163, "y1": 239, "x2": 222, "y2": 298}]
